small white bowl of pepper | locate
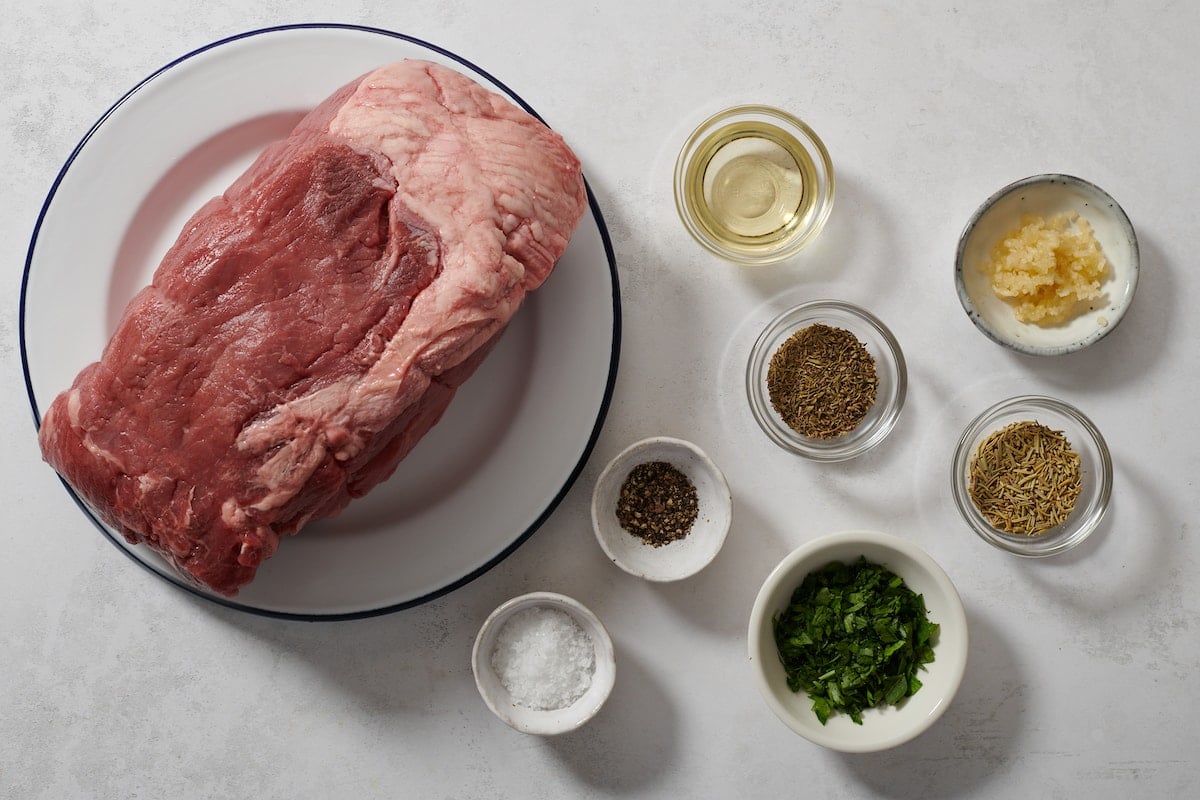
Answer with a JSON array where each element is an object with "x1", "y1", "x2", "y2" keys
[{"x1": 591, "y1": 436, "x2": 732, "y2": 582}]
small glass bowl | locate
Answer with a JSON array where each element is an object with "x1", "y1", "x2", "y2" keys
[
  {"x1": 746, "y1": 300, "x2": 907, "y2": 461},
  {"x1": 674, "y1": 105, "x2": 834, "y2": 265},
  {"x1": 951, "y1": 395, "x2": 1112, "y2": 557}
]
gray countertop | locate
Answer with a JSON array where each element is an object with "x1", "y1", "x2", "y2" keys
[{"x1": 3, "y1": 2, "x2": 1198, "y2": 797}]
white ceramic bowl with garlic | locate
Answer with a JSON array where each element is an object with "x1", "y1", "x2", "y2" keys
[{"x1": 955, "y1": 173, "x2": 1139, "y2": 356}]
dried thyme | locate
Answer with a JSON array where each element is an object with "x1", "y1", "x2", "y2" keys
[
  {"x1": 968, "y1": 420, "x2": 1082, "y2": 536},
  {"x1": 766, "y1": 323, "x2": 879, "y2": 439},
  {"x1": 615, "y1": 461, "x2": 699, "y2": 547}
]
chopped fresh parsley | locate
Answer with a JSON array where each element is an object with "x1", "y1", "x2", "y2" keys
[{"x1": 772, "y1": 557, "x2": 939, "y2": 725}]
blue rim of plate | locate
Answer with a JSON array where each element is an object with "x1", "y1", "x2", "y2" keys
[{"x1": 17, "y1": 22, "x2": 621, "y2": 622}]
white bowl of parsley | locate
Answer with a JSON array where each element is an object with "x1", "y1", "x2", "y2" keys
[{"x1": 747, "y1": 531, "x2": 968, "y2": 752}]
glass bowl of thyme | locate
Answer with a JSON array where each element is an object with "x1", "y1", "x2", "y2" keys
[
  {"x1": 748, "y1": 530, "x2": 968, "y2": 752},
  {"x1": 746, "y1": 300, "x2": 907, "y2": 460},
  {"x1": 952, "y1": 395, "x2": 1113, "y2": 557},
  {"x1": 590, "y1": 436, "x2": 732, "y2": 582}
]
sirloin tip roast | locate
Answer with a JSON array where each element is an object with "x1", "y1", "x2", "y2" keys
[{"x1": 38, "y1": 60, "x2": 588, "y2": 595}]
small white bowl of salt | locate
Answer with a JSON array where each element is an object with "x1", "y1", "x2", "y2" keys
[{"x1": 472, "y1": 592, "x2": 616, "y2": 735}]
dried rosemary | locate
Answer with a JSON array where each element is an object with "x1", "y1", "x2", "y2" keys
[
  {"x1": 766, "y1": 323, "x2": 879, "y2": 439},
  {"x1": 968, "y1": 420, "x2": 1082, "y2": 536},
  {"x1": 615, "y1": 461, "x2": 699, "y2": 547}
]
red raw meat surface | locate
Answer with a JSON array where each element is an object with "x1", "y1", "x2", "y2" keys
[{"x1": 39, "y1": 60, "x2": 587, "y2": 595}]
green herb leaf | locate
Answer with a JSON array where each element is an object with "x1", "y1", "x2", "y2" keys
[
  {"x1": 772, "y1": 557, "x2": 940, "y2": 726},
  {"x1": 884, "y1": 674, "x2": 909, "y2": 705},
  {"x1": 812, "y1": 696, "x2": 833, "y2": 725}
]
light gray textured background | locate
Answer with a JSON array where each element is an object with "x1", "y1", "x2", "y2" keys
[{"x1": 3, "y1": 1, "x2": 1198, "y2": 798}]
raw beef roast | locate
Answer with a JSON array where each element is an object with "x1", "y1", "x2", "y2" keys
[{"x1": 38, "y1": 60, "x2": 588, "y2": 596}]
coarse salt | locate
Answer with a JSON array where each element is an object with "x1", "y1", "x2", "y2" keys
[{"x1": 490, "y1": 606, "x2": 595, "y2": 710}]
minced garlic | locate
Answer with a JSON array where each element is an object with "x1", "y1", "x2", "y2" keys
[{"x1": 982, "y1": 212, "x2": 1110, "y2": 325}]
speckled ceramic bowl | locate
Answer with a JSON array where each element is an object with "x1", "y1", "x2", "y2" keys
[{"x1": 955, "y1": 174, "x2": 1139, "y2": 356}]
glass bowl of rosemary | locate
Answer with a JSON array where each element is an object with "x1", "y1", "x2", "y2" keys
[
  {"x1": 746, "y1": 300, "x2": 907, "y2": 461},
  {"x1": 951, "y1": 395, "x2": 1113, "y2": 557}
]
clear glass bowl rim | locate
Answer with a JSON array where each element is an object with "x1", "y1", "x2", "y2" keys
[
  {"x1": 673, "y1": 104, "x2": 835, "y2": 265},
  {"x1": 745, "y1": 299, "x2": 907, "y2": 461},
  {"x1": 950, "y1": 394, "x2": 1113, "y2": 557}
]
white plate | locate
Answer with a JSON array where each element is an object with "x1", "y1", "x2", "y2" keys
[{"x1": 19, "y1": 25, "x2": 620, "y2": 619}]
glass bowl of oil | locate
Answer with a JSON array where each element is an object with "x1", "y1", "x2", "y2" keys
[{"x1": 674, "y1": 105, "x2": 834, "y2": 265}]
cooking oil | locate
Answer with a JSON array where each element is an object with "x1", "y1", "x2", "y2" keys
[{"x1": 681, "y1": 120, "x2": 821, "y2": 258}]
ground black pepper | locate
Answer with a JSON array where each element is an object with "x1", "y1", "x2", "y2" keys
[{"x1": 615, "y1": 461, "x2": 699, "y2": 547}]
